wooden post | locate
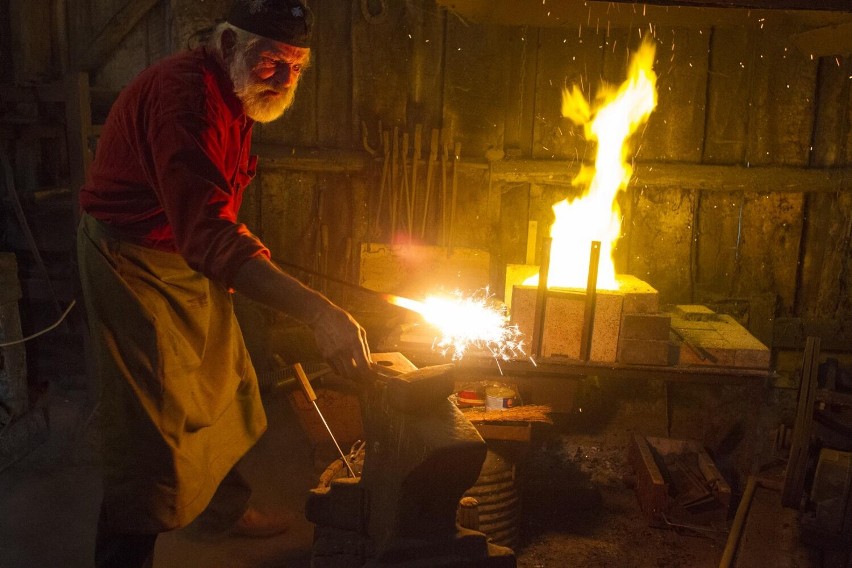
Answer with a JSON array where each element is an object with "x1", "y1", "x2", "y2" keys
[
  {"x1": 65, "y1": 71, "x2": 92, "y2": 223},
  {"x1": 782, "y1": 336, "x2": 822, "y2": 508}
]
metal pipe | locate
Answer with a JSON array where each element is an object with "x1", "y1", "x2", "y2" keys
[
  {"x1": 532, "y1": 237, "x2": 553, "y2": 359},
  {"x1": 580, "y1": 241, "x2": 601, "y2": 362}
]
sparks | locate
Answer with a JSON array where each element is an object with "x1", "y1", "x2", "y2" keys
[{"x1": 387, "y1": 290, "x2": 525, "y2": 362}]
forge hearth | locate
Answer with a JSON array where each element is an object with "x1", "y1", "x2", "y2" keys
[{"x1": 510, "y1": 274, "x2": 660, "y2": 362}]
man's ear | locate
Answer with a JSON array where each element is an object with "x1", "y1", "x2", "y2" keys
[{"x1": 220, "y1": 29, "x2": 237, "y2": 63}]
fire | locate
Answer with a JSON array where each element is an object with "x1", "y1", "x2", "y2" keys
[
  {"x1": 387, "y1": 290, "x2": 525, "y2": 361},
  {"x1": 527, "y1": 38, "x2": 658, "y2": 290}
]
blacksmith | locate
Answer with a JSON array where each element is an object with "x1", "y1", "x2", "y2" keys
[{"x1": 76, "y1": 1, "x2": 371, "y2": 566}]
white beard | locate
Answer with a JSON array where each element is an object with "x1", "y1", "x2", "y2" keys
[{"x1": 229, "y1": 50, "x2": 296, "y2": 123}]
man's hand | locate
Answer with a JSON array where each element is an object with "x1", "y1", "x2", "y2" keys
[
  {"x1": 310, "y1": 304, "x2": 372, "y2": 382},
  {"x1": 231, "y1": 257, "x2": 372, "y2": 382}
]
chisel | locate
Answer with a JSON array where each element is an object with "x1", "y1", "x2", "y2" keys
[{"x1": 292, "y1": 362, "x2": 357, "y2": 478}]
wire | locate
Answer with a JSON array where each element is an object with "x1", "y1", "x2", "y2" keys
[{"x1": 0, "y1": 300, "x2": 76, "y2": 347}]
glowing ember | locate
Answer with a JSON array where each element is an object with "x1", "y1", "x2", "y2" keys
[
  {"x1": 526, "y1": 37, "x2": 658, "y2": 291},
  {"x1": 387, "y1": 290, "x2": 525, "y2": 361}
]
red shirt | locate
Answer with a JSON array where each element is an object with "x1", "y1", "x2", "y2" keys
[{"x1": 80, "y1": 47, "x2": 270, "y2": 287}]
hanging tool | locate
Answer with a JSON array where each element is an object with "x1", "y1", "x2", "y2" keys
[
  {"x1": 293, "y1": 362, "x2": 357, "y2": 478},
  {"x1": 440, "y1": 131, "x2": 449, "y2": 246},
  {"x1": 420, "y1": 129, "x2": 439, "y2": 239},
  {"x1": 410, "y1": 124, "x2": 422, "y2": 240},
  {"x1": 390, "y1": 127, "x2": 400, "y2": 238},
  {"x1": 401, "y1": 131, "x2": 412, "y2": 238},
  {"x1": 373, "y1": 130, "x2": 391, "y2": 240},
  {"x1": 448, "y1": 140, "x2": 461, "y2": 257}
]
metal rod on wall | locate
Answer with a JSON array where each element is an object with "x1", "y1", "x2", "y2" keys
[
  {"x1": 580, "y1": 241, "x2": 601, "y2": 362},
  {"x1": 531, "y1": 237, "x2": 553, "y2": 360}
]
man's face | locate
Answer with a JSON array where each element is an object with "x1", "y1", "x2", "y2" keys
[{"x1": 229, "y1": 37, "x2": 311, "y2": 123}]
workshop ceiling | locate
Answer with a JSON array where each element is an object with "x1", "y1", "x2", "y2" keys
[{"x1": 435, "y1": 0, "x2": 852, "y2": 55}]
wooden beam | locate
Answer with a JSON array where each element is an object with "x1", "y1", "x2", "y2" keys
[
  {"x1": 792, "y1": 21, "x2": 852, "y2": 56},
  {"x1": 252, "y1": 144, "x2": 852, "y2": 194},
  {"x1": 80, "y1": 0, "x2": 160, "y2": 72},
  {"x1": 0, "y1": 83, "x2": 66, "y2": 103},
  {"x1": 65, "y1": 72, "x2": 93, "y2": 224},
  {"x1": 488, "y1": 160, "x2": 852, "y2": 193},
  {"x1": 640, "y1": 0, "x2": 852, "y2": 9},
  {"x1": 435, "y1": 0, "x2": 852, "y2": 29},
  {"x1": 253, "y1": 143, "x2": 370, "y2": 172}
]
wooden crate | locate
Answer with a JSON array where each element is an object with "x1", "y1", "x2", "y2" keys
[{"x1": 628, "y1": 434, "x2": 731, "y2": 528}]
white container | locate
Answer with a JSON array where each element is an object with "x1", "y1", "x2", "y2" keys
[{"x1": 485, "y1": 386, "x2": 516, "y2": 411}]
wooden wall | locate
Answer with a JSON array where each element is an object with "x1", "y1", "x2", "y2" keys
[{"x1": 4, "y1": 0, "x2": 852, "y2": 350}]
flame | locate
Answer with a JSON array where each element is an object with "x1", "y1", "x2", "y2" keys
[
  {"x1": 526, "y1": 38, "x2": 658, "y2": 291},
  {"x1": 387, "y1": 290, "x2": 525, "y2": 361}
]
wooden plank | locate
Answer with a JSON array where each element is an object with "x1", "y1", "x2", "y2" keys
[
  {"x1": 315, "y1": 0, "x2": 352, "y2": 147},
  {"x1": 498, "y1": 184, "x2": 531, "y2": 267},
  {"x1": 746, "y1": 23, "x2": 818, "y2": 166},
  {"x1": 637, "y1": 27, "x2": 709, "y2": 162},
  {"x1": 488, "y1": 160, "x2": 852, "y2": 193},
  {"x1": 626, "y1": 188, "x2": 695, "y2": 304},
  {"x1": 260, "y1": 170, "x2": 318, "y2": 275},
  {"x1": 351, "y1": 0, "x2": 417, "y2": 137},
  {"x1": 704, "y1": 27, "x2": 752, "y2": 164},
  {"x1": 253, "y1": 144, "x2": 369, "y2": 172},
  {"x1": 532, "y1": 26, "x2": 604, "y2": 161},
  {"x1": 792, "y1": 21, "x2": 852, "y2": 57},
  {"x1": 80, "y1": 0, "x2": 160, "y2": 72},
  {"x1": 734, "y1": 484, "x2": 809, "y2": 568},
  {"x1": 812, "y1": 56, "x2": 852, "y2": 168},
  {"x1": 0, "y1": 83, "x2": 65, "y2": 103},
  {"x1": 695, "y1": 191, "x2": 742, "y2": 298},
  {"x1": 443, "y1": 18, "x2": 520, "y2": 159},
  {"x1": 782, "y1": 336, "x2": 821, "y2": 508},
  {"x1": 503, "y1": 26, "x2": 537, "y2": 156},
  {"x1": 735, "y1": 192, "x2": 804, "y2": 313},
  {"x1": 796, "y1": 191, "x2": 852, "y2": 317},
  {"x1": 64, "y1": 72, "x2": 93, "y2": 224},
  {"x1": 796, "y1": 56, "x2": 852, "y2": 317},
  {"x1": 434, "y1": 0, "x2": 852, "y2": 29},
  {"x1": 401, "y1": 0, "x2": 445, "y2": 129},
  {"x1": 8, "y1": 0, "x2": 53, "y2": 84},
  {"x1": 773, "y1": 317, "x2": 852, "y2": 350}
]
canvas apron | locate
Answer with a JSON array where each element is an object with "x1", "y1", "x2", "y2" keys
[{"x1": 77, "y1": 213, "x2": 267, "y2": 533}]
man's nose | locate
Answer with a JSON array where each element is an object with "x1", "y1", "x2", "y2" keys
[{"x1": 273, "y1": 65, "x2": 296, "y2": 87}]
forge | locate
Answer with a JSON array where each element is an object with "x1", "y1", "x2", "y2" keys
[{"x1": 509, "y1": 273, "x2": 661, "y2": 363}]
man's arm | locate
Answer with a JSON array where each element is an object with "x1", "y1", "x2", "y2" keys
[{"x1": 231, "y1": 255, "x2": 371, "y2": 381}]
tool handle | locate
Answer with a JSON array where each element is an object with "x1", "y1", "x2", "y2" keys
[{"x1": 293, "y1": 363, "x2": 317, "y2": 403}]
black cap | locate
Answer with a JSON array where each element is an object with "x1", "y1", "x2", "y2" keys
[{"x1": 227, "y1": 0, "x2": 313, "y2": 47}]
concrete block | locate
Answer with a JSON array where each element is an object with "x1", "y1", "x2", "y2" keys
[
  {"x1": 670, "y1": 310, "x2": 770, "y2": 369},
  {"x1": 674, "y1": 304, "x2": 717, "y2": 320},
  {"x1": 620, "y1": 313, "x2": 671, "y2": 340},
  {"x1": 510, "y1": 285, "x2": 622, "y2": 362},
  {"x1": 617, "y1": 274, "x2": 659, "y2": 314},
  {"x1": 618, "y1": 339, "x2": 678, "y2": 366}
]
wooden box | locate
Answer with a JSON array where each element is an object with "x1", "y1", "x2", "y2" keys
[{"x1": 628, "y1": 434, "x2": 731, "y2": 528}]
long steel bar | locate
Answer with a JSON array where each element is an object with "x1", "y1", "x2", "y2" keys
[
  {"x1": 531, "y1": 237, "x2": 553, "y2": 359},
  {"x1": 293, "y1": 363, "x2": 357, "y2": 478},
  {"x1": 579, "y1": 241, "x2": 601, "y2": 362}
]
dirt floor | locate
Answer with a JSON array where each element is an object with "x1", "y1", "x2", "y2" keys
[{"x1": 515, "y1": 424, "x2": 729, "y2": 568}]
